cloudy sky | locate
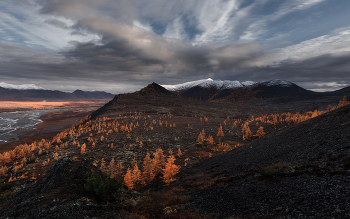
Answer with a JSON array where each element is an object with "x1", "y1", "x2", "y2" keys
[{"x1": 0, "y1": 0, "x2": 349, "y2": 93}]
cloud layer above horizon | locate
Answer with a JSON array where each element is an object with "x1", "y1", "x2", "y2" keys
[{"x1": 0, "y1": 0, "x2": 349, "y2": 93}]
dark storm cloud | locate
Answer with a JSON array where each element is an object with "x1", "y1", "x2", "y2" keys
[
  {"x1": 1, "y1": 0, "x2": 350, "y2": 92},
  {"x1": 225, "y1": 53, "x2": 350, "y2": 91},
  {"x1": 65, "y1": 38, "x2": 262, "y2": 72}
]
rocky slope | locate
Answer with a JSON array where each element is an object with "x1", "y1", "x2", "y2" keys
[
  {"x1": 179, "y1": 104, "x2": 350, "y2": 218},
  {"x1": 0, "y1": 83, "x2": 349, "y2": 218}
]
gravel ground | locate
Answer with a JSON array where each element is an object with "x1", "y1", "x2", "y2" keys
[{"x1": 181, "y1": 104, "x2": 350, "y2": 218}]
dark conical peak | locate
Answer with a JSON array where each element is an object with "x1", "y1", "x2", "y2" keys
[{"x1": 138, "y1": 82, "x2": 174, "y2": 96}]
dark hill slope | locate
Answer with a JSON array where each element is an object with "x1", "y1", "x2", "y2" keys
[
  {"x1": 180, "y1": 86, "x2": 222, "y2": 101},
  {"x1": 137, "y1": 82, "x2": 175, "y2": 96},
  {"x1": 180, "y1": 104, "x2": 350, "y2": 218},
  {"x1": 212, "y1": 82, "x2": 318, "y2": 101},
  {"x1": 89, "y1": 83, "x2": 177, "y2": 120}
]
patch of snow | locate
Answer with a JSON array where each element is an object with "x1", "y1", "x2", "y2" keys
[
  {"x1": 162, "y1": 79, "x2": 293, "y2": 91},
  {"x1": 162, "y1": 78, "x2": 214, "y2": 91},
  {"x1": 198, "y1": 80, "x2": 244, "y2": 89},
  {"x1": 242, "y1": 81, "x2": 256, "y2": 86},
  {"x1": 0, "y1": 82, "x2": 44, "y2": 90}
]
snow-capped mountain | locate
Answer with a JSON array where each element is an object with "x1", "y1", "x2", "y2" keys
[
  {"x1": 162, "y1": 78, "x2": 214, "y2": 91},
  {"x1": 161, "y1": 78, "x2": 309, "y2": 102},
  {"x1": 162, "y1": 78, "x2": 253, "y2": 91},
  {"x1": 162, "y1": 78, "x2": 293, "y2": 92},
  {"x1": 0, "y1": 82, "x2": 44, "y2": 90},
  {"x1": 259, "y1": 79, "x2": 294, "y2": 87}
]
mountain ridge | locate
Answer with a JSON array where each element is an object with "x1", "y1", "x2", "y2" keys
[
  {"x1": 159, "y1": 79, "x2": 350, "y2": 111},
  {"x1": 0, "y1": 87, "x2": 115, "y2": 101},
  {"x1": 162, "y1": 78, "x2": 293, "y2": 92}
]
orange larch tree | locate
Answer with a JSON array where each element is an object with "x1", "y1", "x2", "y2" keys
[
  {"x1": 256, "y1": 126, "x2": 266, "y2": 138},
  {"x1": 162, "y1": 155, "x2": 180, "y2": 184},
  {"x1": 242, "y1": 122, "x2": 252, "y2": 140},
  {"x1": 124, "y1": 167, "x2": 134, "y2": 189},
  {"x1": 207, "y1": 135, "x2": 214, "y2": 145},
  {"x1": 81, "y1": 143, "x2": 86, "y2": 154},
  {"x1": 197, "y1": 129, "x2": 205, "y2": 144},
  {"x1": 132, "y1": 161, "x2": 141, "y2": 185},
  {"x1": 217, "y1": 125, "x2": 224, "y2": 143},
  {"x1": 217, "y1": 125, "x2": 224, "y2": 138},
  {"x1": 177, "y1": 148, "x2": 182, "y2": 157},
  {"x1": 152, "y1": 148, "x2": 165, "y2": 176},
  {"x1": 141, "y1": 152, "x2": 154, "y2": 184}
]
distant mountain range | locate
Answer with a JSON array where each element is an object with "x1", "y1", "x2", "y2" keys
[
  {"x1": 162, "y1": 78, "x2": 295, "y2": 91},
  {"x1": 0, "y1": 83, "x2": 114, "y2": 101},
  {"x1": 161, "y1": 78, "x2": 350, "y2": 111},
  {"x1": 162, "y1": 78, "x2": 350, "y2": 100},
  {"x1": 2, "y1": 79, "x2": 350, "y2": 104}
]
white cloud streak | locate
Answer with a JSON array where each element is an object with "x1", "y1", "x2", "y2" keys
[
  {"x1": 0, "y1": 2, "x2": 98, "y2": 50},
  {"x1": 269, "y1": 27, "x2": 350, "y2": 64},
  {"x1": 240, "y1": 0, "x2": 326, "y2": 41}
]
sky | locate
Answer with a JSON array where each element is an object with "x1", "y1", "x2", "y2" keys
[{"x1": 0, "y1": 0, "x2": 349, "y2": 93}]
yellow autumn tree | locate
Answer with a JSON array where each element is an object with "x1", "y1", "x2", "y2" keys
[
  {"x1": 141, "y1": 152, "x2": 154, "y2": 184},
  {"x1": 107, "y1": 158, "x2": 116, "y2": 178},
  {"x1": 132, "y1": 161, "x2": 141, "y2": 185},
  {"x1": 242, "y1": 122, "x2": 252, "y2": 140},
  {"x1": 162, "y1": 155, "x2": 180, "y2": 184},
  {"x1": 207, "y1": 135, "x2": 214, "y2": 145},
  {"x1": 177, "y1": 148, "x2": 182, "y2": 157},
  {"x1": 256, "y1": 126, "x2": 266, "y2": 138},
  {"x1": 217, "y1": 125, "x2": 224, "y2": 143},
  {"x1": 338, "y1": 96, "x2": 348, "y2": 107},
  {"x1": 152, "y1": 148, "x2": 165, "y2": 176},
  {"x1": 124, "y1": 167, "x2": 134, "y2": 189},
  {"x1": 81, "y1": 143, "x2": 86, "y2": 154},
  {"x1": 197, "y1": 129, "x2": 205, "y2": 144},
  {"x1": 217, "y1": 125, "x2": 224, "y2": 138}
]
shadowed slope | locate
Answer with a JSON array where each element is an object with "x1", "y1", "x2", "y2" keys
[
  {"x1": 180, "y1": 104, "x2": 350, "y2": 217},
  {"x1": 0, "y1": 157, "x2": 121, "y2": 218}
]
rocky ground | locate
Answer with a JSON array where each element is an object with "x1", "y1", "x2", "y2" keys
[
  {"x1": 0, "y1": 83, "x2": 349, "y2": 218},
  {"x1": 179, "y1": 104, "x2": 350, "y2": 218}
]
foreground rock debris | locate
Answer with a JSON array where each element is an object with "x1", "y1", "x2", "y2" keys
[{"x1": 1, "y1": 83, "x2": 350, "y2": 218}]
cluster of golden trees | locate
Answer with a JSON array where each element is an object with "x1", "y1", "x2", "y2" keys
[
  {"x1": 101, "y1": 148, "x2": 181, "y2": 189},
  {"x1": 0, "y1": 139, "x2": 51, "y2": 164},
  {"x1": 238, "y1": 96, "x2": 349, "y2": 140},
  {"x1": 195, "y1": 96, "x2": 349, "y2": 144}
]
